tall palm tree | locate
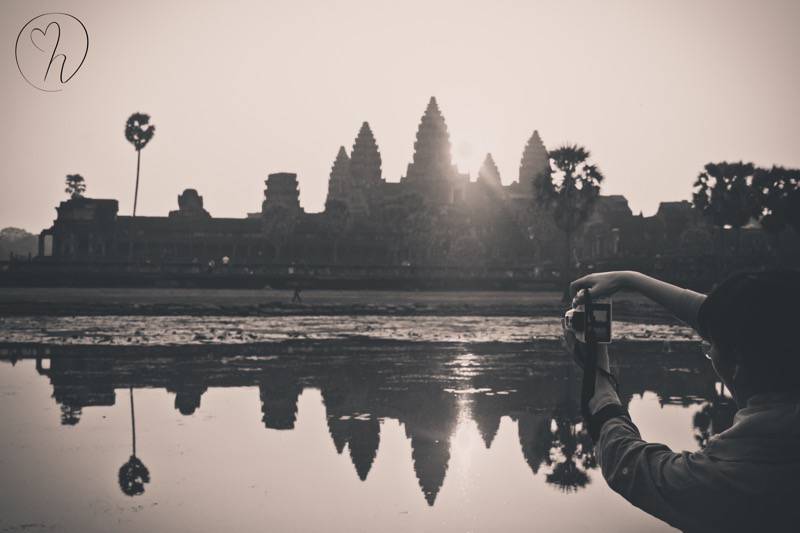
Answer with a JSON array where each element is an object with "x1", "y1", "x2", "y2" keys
[
  {"x1": 125, "y1": 113, "x2": 156, "y2": 217},
  {"x1": 118, "y1": 387, "x2": 150, "y2": 496},
  {"x1": 535, "y1": 145, "x2": 604, "y2": 298}
]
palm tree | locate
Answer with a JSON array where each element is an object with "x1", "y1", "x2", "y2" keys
[
  {"x1": 692, "y1": 162, "x2": 755, "y2": 269},
  {"x1": 535, "y1": 145, "x2": 604, "y2": 298},
  {"x1": 64, "y1": 174, "x2": 86, "y2": 198},
  {"x1": 118, "y1": 387, "x2": 150, "y2": 496},
  {"x1": 125, "y1": 113, "x2": 156, "y2": 217}
]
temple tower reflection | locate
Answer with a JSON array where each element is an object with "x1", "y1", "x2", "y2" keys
[{"x1": 259, "y1": 368, "x2": 302, "y2": 430}]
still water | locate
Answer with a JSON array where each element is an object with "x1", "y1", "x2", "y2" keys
[{"x1": 0, "y1": 338, "x2": 733, "y2": 533}]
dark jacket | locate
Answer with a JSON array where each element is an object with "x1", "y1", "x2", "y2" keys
[{"x1": 596, "y1": 393, "x2": 800, "y2": 532}]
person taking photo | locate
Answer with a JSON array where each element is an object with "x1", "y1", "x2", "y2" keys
[{"x1": 564, "y1": 270, "x2": 800, "y2": 533}]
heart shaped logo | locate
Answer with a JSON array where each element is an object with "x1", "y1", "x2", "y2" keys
[
  {"x1": 15, "y1": 13, "x2": 88, "y2": 92},
  {"x1": 30, "y1": 21, "x2": 60, "y2": 53}
]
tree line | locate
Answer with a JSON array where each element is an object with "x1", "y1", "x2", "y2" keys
[{"x1": 534, "y1": 146, "x2": 799, "y2": 296}]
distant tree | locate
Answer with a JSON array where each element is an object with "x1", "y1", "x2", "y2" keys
[
  {"x1": 0, "y1": 227, "x2": 38, "y2": 259},
  {"x1": 535, "y1": 145, "x2": 603, "y2": 297},
  {"x1": 752, "y1": 166, "x2": 800, "y2": 237},
  {"x1": 64, "y1": 174, "x2": 86, "y2": 198},
  {"x1": 692, "y1": 162, "x2": 756, "y2": 259},
  {"x1": 125, "y1": 112, "x2": 156, "y2": 217}
]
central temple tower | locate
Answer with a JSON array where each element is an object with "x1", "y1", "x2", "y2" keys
[{"x1": 401, "y1": 97, "x2": 461, "y2": 203}]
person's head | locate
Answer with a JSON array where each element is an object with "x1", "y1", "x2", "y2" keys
[{"x1": 698, "y1": 270, "x2": 800, "y2": 404}]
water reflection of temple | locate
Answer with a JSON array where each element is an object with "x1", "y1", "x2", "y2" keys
[{"x1": 19, "y1": 341, "x2": 734, "y2": 505}]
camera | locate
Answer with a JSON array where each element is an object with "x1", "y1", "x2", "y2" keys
[{"x1": 564, "y1": 301, "x2": 613, "y2": 344}]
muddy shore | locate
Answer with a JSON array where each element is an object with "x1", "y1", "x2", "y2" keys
[
  {"x1": 0, "y1": 287, "x2": 680, "y2": 322},
  {"x1": 0, "y1": 314, "x2": 697, "y2": 347}
]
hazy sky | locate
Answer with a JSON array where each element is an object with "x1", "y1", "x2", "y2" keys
[{"x1": 2, "y1": 0, "x2": 799, "y2": 233}]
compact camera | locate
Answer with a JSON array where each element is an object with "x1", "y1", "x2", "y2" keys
[{"x1": 563, "y1": 301, "x2": 613, "y2": 344}]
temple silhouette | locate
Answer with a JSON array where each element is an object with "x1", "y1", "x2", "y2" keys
[
  {"x1": 12, "y1": 340, "x2": 735, "y2": 504},
  {"x1": 27, "y1": 96, "x2": 781, "y2": 287}
]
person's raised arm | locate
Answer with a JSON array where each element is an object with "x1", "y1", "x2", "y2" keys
[{"x1": 570, "y1": 271, "x2": 706, "y2": 330}]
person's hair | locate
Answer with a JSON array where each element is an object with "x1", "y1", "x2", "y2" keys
[{"x1": 697, "y1": 269, "x2": 800, "y2": 394}]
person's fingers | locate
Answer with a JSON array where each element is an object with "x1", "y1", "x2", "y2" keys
[
  {"x1": 570, "y1": 275, "x2": 595, "y2": 298},
  {"x1": 572, "y1": 287, "x2": 590, "y2": 305},
  {"x1": 569, "y1": 279, "x2": 584, "y2": 298},
  {"x1": 561, "y1": 320, "x2": 579, "y2": 356}
]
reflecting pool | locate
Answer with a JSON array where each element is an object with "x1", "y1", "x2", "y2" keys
[{"x1": 0, "y1": 339, "x2": 734, "y2": 532}]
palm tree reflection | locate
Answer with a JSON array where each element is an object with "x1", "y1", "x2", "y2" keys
[
  {"x1": 693, "y1": 382, "x2": 737, "y2": 448},
  {"x1": 60, "y1": 404, "x2": 82, "y2": 426},
  {"x1": 544, "y1": 416, "x2": 595, "y2": 492},
  {"x1": 118, "y1": 387, "x2": 150, "y2": 497}
]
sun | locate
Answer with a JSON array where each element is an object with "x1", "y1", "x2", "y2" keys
[{"x1": 452, "y1": 138, "x2": 483, "y2": 177}]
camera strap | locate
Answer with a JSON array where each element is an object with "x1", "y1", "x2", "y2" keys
[{"x1": 580, "y1": 289, "x2": 599, "y2": 422}]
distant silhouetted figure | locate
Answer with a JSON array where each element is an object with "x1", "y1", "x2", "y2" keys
[{"x1": 292, "y1": 285, "x2": 302, "y2": 303}]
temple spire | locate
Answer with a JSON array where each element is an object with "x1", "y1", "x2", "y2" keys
[
  {"x1": 325, "y1": 146, "x2": 351, "y2": 211},
  {"x1": 348, "y1": 418, "x2": 381, "y2": 481},
  {"x1": 519, "y1": 130, "x2": 550, "y2": 197},
  {"x1": 477, "y1": 153, "x2": 502, "y2": 188},
  {"x1": 350, "y1": 122, "x2": 382, "y2": 187},
  {"x1": 517, "y1": 413, "x2": 553, "y2": 475},
  {"x1": 403, "y1": 96, "x2": 458, "y2": 187}
]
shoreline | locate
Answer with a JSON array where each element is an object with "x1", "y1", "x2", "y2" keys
[
  {"x1": 0, "y1": 287, "x2": 680, "y2": 323},
  {"x1": 0, "y1": 337, "x2": 700, "y2": 360}
]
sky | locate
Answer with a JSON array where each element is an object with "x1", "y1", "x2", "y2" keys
[{"x1": 2, "y1": 0, "x2": 799, "y2": 233}]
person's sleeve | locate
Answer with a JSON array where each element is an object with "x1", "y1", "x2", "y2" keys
[
  {"x1": 594, "y1": 412, "x2": 722, "y2": 532},
  {"x1": 679, "y1": 288, "x2": 706, "y2": 331}
]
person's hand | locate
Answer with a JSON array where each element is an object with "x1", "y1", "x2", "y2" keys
[
  {"x1": 562, "y1": 320, "x2": 620, "y2": 414},
  {"x1": 570, "y1": 271, "x2": 634, "y2": 304},
  {"x1": 562, "y1": 318, "x2": 588, "y2": 368}
]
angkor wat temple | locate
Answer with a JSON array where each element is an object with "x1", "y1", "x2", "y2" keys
[{"x1": 33, "y1": 97, "x2": 782, "y2": 283}]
